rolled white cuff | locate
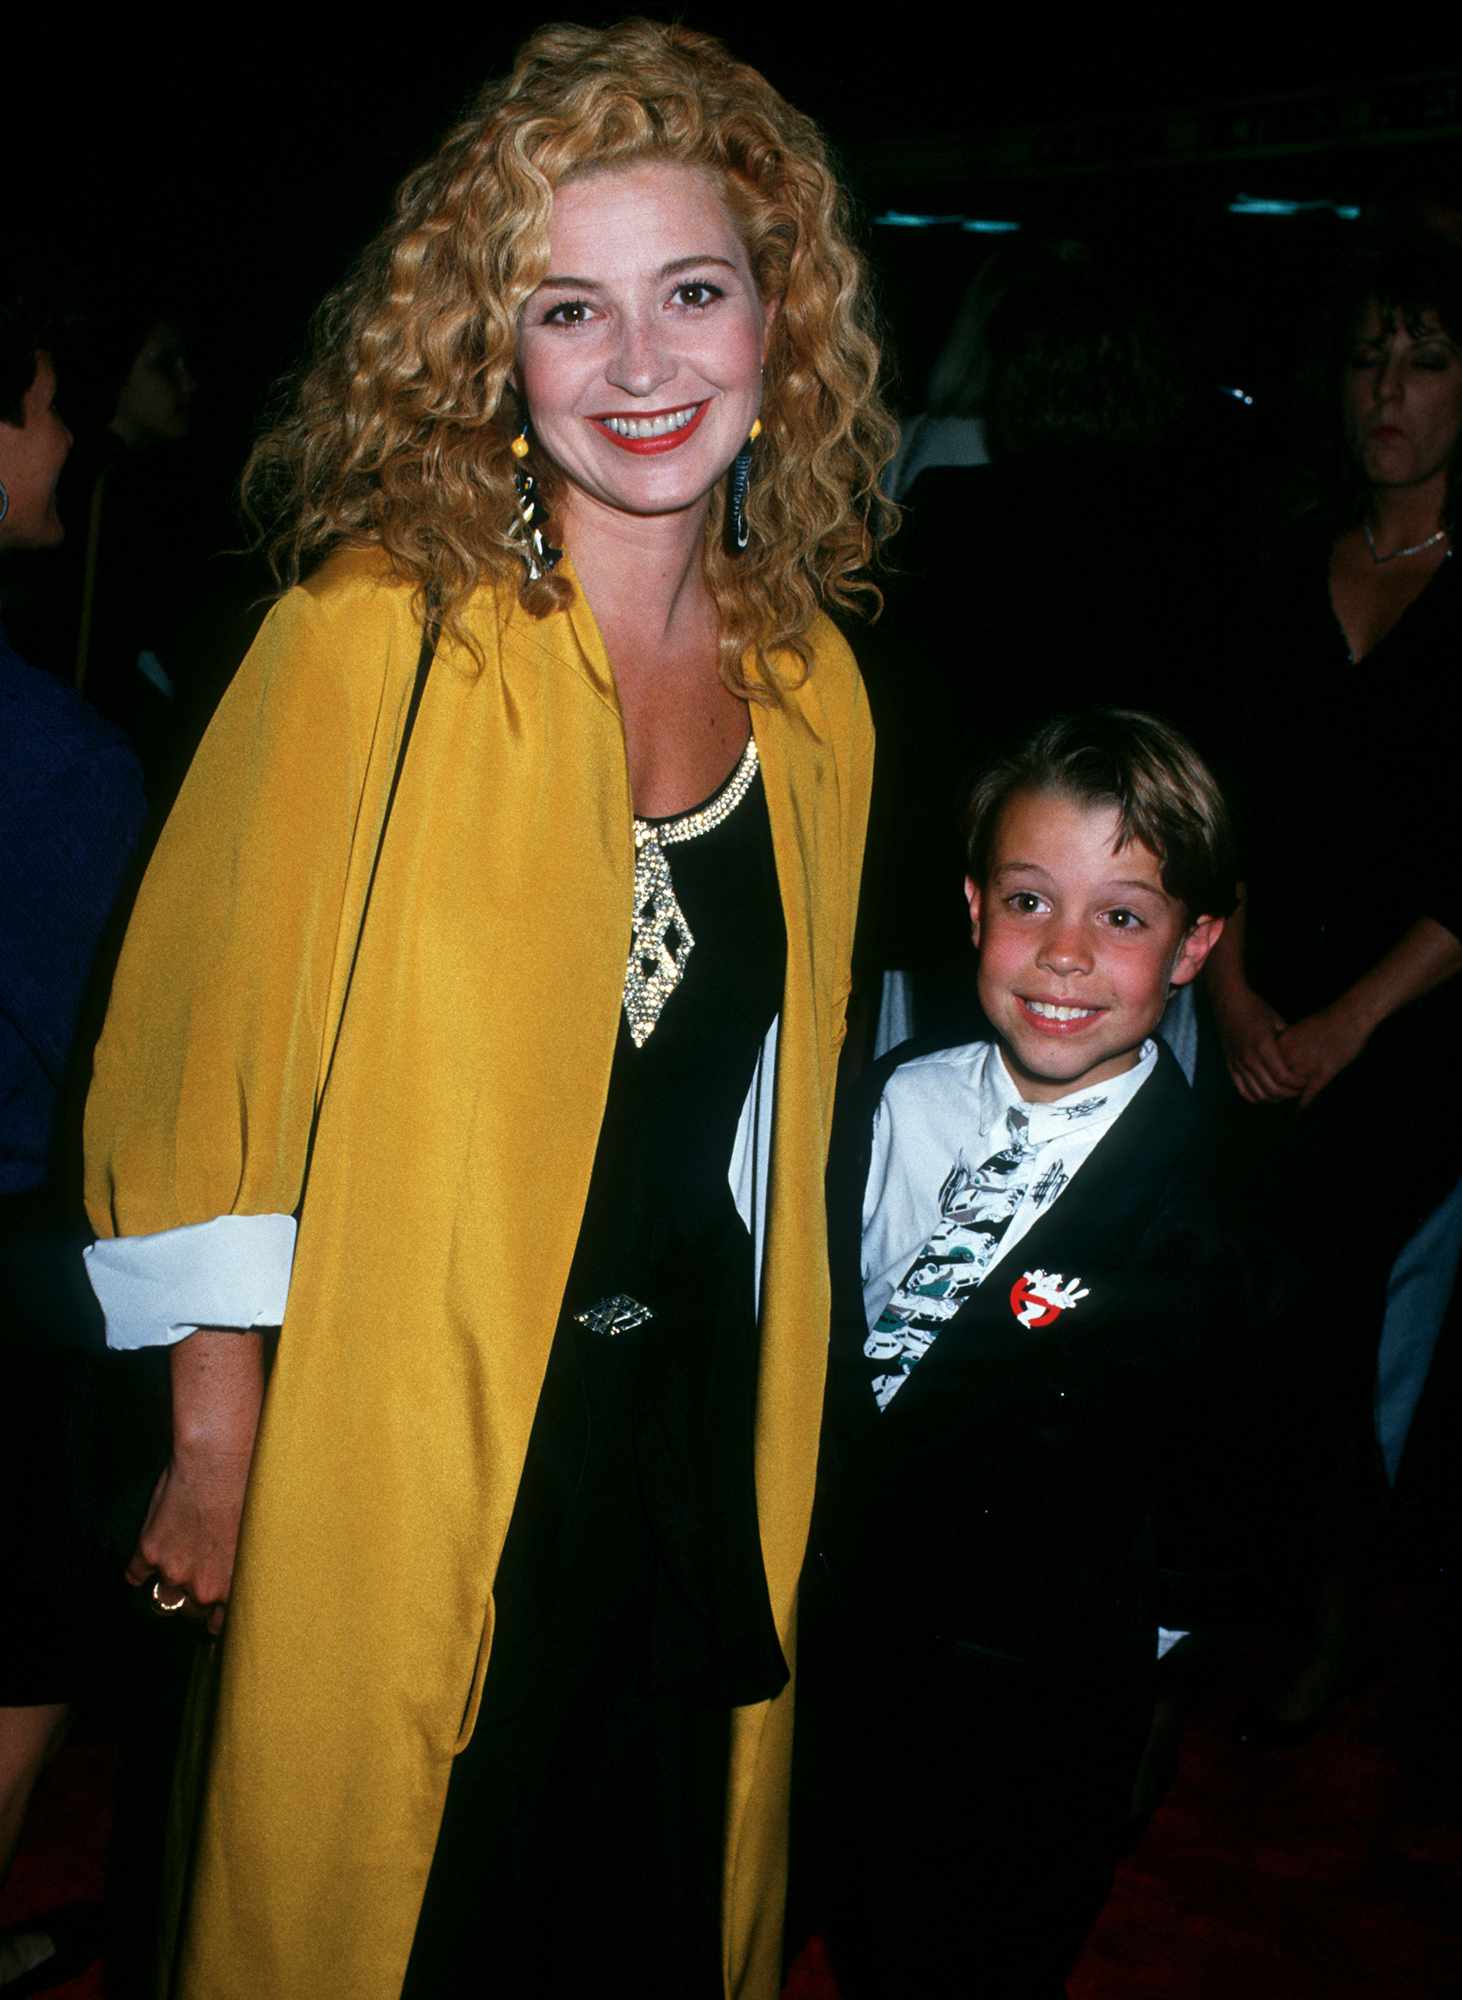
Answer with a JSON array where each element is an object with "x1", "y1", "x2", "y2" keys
[{"x1": 84, "y1": 1213, "x2": 297, "y2": 1351}]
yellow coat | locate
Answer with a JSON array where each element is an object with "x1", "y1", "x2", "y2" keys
[{"x1": 85, "y1": 548, "x2": 873, "y2": 1999}]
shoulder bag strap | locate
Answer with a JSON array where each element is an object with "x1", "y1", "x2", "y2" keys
[{"x1": 299, "y1": 614, "x2": 437, "y2": 1199}]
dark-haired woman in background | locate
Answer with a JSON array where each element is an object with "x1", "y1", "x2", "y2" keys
[{"x1": 1205, "y1": 225, "x2": 1462, "y2": 1737}]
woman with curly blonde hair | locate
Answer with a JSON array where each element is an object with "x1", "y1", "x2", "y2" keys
[{"x1": 83, "y1": 18, "x2": 894, "y2": 1999}]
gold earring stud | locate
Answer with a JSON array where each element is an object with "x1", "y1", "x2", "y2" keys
[
  {"x1": 749, "y1": 418, "x2": 763, "y2": 443},
  {"x1": 510, "y1": 432, "x2": 531, "y2": 460}
]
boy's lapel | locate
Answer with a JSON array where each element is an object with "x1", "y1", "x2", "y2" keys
[{"x1": 881, "y1": 1044, "x2": 1197, "y2": 1425}]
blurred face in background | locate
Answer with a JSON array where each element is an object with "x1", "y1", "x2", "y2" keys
[
  {"x1": 1345, "y1": 300, "x2": 1462, "y2": 501},
  {"x1": 0, "y1": 352, "x2": 71, "y2": 550},
  {"x1": 111, "y1": 321, "x2": 195, "y2": 448}
]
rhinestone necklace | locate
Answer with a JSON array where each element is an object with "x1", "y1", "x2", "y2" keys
[
  {"x1": 1363, "y1": 521, "x2": 1450, "y2": 564},
  {"x1": 622, "y1": 735, "x2": 760, "y2": 1048}
]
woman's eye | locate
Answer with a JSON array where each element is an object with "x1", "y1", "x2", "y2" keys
[
  {"x1": 673, "y1": 282, "x2": 722, "y2": 310},
  {"x1": 543, "y1": 300, "x2": 594, "y2": 326}
]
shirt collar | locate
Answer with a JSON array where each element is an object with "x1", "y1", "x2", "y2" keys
[{"x1": 983, "y1": 1037, "x2": 1158, "y2": 1149}]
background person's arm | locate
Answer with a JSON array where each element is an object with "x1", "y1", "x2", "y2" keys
[{"x1": 1277, "y1": 917, "x2": 1462, "y2": 1109}]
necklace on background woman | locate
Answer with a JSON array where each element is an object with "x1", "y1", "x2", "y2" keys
[{"x1": 1363, "y1": 520, "x2": 1451, "y2": 564}]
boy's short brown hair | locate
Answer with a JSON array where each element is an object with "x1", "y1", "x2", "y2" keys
[{"x1": 964, "y1": 709, "x2": 1237, "y2": 919}]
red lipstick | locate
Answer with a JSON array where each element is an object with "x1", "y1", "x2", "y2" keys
[{"x1": 590, "y1": 401, "x2": 709, "y2": 455}]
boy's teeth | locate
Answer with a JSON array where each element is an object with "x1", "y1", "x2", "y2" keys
[
  {"x1": 602, "y1": 405, "x2": 698, "y2": 439},
  {"x1": 1026, "y1": 1000, "x2": 1096, "y2": 1022}
]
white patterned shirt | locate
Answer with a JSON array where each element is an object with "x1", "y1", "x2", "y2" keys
[{"x1": 861, "y1": 1040, "x2": 1157, "y2": 1408}]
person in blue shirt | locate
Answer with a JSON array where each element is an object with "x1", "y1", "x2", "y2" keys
[{"x1": 1, "y1": 269, "x2": 146, "y2": 1993}]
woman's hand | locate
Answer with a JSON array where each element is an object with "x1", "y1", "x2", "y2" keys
[
  {"x1": 128, "y1": 1327, "x2": 267, "y2": 1636},
  {"x1": 1266, "y1": 920, "x2": 1462, "y2": 1111},
  {"x1": 1212, "y1": 982, "x2": 1302, "y2": 1104},
  {"x1": 1204, "y1": 885, "x2": 1300, "y2": 1104},
  {"x1": 1277, "y1": 1002, "x2": 1373, "y2": 1110},
  {"x1": 126, "y1": 1444, "x2": 254, "y2": 1635}
]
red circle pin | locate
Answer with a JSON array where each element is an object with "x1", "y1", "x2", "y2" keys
[{"x1": 1010, "y1": 1272, "x2": 1062, "y2": 1329}]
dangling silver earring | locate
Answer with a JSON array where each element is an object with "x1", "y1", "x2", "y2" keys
[
  {"x1": 0, "y1": 477, "x2": 9, "y2": 527},
  {"x1": 727, "y1": 417, "x2": 761, "y2": 553},
  {"x1": 507, "y1": 428, "x2": 561, "y2": 582}
]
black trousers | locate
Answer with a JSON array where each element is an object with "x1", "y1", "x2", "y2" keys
[
  {"x1": 1210, "y1": 1045, "x2": 1461, "y2": 1588},
  {"x1": 801, "y1": 1614, "x2": 1152, "y2": 2000},
  {"x1": 1, "y1": 1202, "x2": 117, "y2": 1704}
]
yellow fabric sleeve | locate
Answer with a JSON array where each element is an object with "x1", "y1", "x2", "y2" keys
[{"x1": 85, "y1": 568, "x2": 416, "y2": 1241}]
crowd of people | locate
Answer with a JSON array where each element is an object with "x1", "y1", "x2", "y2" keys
[{"x1": 1, "y1": 20, "x2": 1458, "y2": 2000}]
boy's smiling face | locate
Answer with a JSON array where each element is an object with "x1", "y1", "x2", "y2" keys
[{"x1": 966, "y1": 787, "x2": 1223, "y2": 1103}]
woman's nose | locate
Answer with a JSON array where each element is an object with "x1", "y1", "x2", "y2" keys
[
  {"x1": 1373, "y1": 352, "x2": 1403, "y2": 403},
  {"x1": 606, "y1": 313, "x2": 675, "y2": 398}
]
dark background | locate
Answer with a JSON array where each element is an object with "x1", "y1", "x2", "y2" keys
[{"x1": 11, "y1": 17, "x2": 1462, "y2": 519}]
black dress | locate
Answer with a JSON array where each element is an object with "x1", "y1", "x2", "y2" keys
[
  {"x1": 1235, "y1": 530, "x2": 1461, "y2": 1055},
  {"x1": 404, "y1": 746, "x2": 787, "y2": 1999},
  {"x1": 1224, "y1": 534, "x2": 1461, "y2": 1349},
  {"x1": 1209, "y1": 531, "x2": 1461, "y2": 1570}
]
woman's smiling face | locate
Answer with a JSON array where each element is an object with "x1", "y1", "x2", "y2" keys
[{"x1": 515, "y1": 160, "x2": 772, "y2": 532}]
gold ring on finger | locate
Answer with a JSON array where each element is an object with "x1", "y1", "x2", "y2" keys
[{"x1": 152, "y1": 1578, "x2": 188, "y2": 1615}]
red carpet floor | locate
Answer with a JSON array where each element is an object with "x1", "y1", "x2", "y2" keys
[
  {"x1": 1067, "y1": 1674, "x2": 1462, "y2": 1998},
  {"x1": 0, "y1": 1738, "x2": 111, "y2": 2000},
  {"x1": 787, "y1": 1646, "x2": 1462, "y2": 2000},
  {"x1": 5, "y1": 1657, "x2": 1459, "y2": 1997}
]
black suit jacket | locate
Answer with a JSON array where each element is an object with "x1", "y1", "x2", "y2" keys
[{"x1": 816, "y1": 1037, "x2": 1224, "y2": 1664}]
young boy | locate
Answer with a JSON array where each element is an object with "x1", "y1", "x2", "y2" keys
[{"x1": 804, "y1": 709, "x2": 1235, "y2": 1999}]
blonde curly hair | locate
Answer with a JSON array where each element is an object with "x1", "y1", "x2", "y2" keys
[{"x1": 243, "y1": 17, "x2": 898, "y2": 693}]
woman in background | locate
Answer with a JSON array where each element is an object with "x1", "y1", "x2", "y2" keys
[
  {"x1": 1205, "y1": 224, "x2": 1462, "y2": 1737},
  {"x1": 83, "y1": 22, "x2": 893, "y2": 1998}
]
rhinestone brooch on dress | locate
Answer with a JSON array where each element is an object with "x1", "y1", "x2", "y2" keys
[
  {"x1": 572, "y1": 1292, "x2": 655, "y2": 1338},
  {"x1": 622, "y1": 736, "x2": 760, "y2": 1047}
]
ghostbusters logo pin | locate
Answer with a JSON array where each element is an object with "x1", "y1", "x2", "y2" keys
[{"x1": 1010, "y1": 1269, "x2": 1089, "y2": 1329}]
